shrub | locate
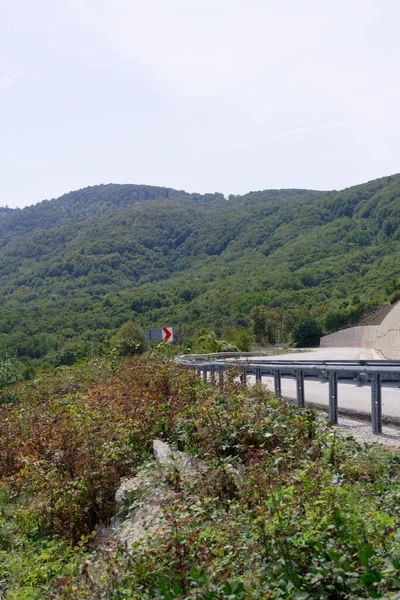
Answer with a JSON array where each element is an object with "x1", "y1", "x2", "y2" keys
[
  {"x1": 389, "y1": 290, "x2": 400, "y2": 304},
  {"x1": 191, "y1": 330, "x2": 221, "y2": 353},
  {"x1": 3, "y1": 354, "x2": 400, "y2": 599},
  {"x1": 0, "y1": 356, "x2": 24, "y2": 391},
  {"x1": 291, "y1": 316, "x2": 322, "y2": 347},
  {"x1": 223, "y1": 327, "x2": 252, "y2": 351},
  {"x1": 0, "y1": 355, "x2": 196, "y2": 542},
  {"x1": 113, "y1": 321, "x2": 148, "y2": 355}
]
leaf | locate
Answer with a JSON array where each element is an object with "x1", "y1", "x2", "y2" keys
[
  {"x1": 172, "y1": 581, "x2": 183, "y2": 595},
  {"x1": 232, "y1": 581, "x2": 244, "y2": 594},
  {"x1": 358, "y1": 544, "x2": 374, "y2": 568},
  {"x1": 223, "y1": 582, "x2": 232, "y2": 595}
]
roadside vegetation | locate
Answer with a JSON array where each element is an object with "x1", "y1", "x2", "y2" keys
[{"x1": 1, "y1": 351, "x2": 400, "y2": 599}]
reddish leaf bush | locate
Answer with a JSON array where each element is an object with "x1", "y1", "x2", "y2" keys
[{"x1": 0, "y1": 355, "x2": 198, "y2": 542}]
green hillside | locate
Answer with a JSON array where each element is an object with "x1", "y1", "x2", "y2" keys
[{"x1": 1, "y1": 175, "x2": 400, "y2": 365}]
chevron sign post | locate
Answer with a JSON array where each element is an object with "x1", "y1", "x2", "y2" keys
[
  {"x1": 145, "y1": 327, "x2": 174, "y2": 343},
  {"x1": 162, "y1": 327, "x2": 173, "y2": 342}
]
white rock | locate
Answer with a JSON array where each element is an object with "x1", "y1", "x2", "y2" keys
[
  {"x1": 152, "y1": 439, "x2": 204, "y2": 475},
  {"x1": 153, "y1": 439, "x2": 174, "y2": 463}
]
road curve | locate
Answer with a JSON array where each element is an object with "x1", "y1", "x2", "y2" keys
[
  {"x1": 247, "y1": 347, "x2": 400, "y2": 422},
  {"x1": 250, "y1": 346, "x2": 382, "y2": 362}
]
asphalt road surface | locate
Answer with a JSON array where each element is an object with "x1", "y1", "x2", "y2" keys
[{"x1": 246, "y1": 347, "x2": 400, "y2": 422}]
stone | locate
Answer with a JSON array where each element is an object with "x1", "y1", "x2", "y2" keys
[
  {"x1": 114, "y1": 468, "x2": 153, "y2": 508},
  {"x1": 152, "y1": 439, "x2": 204, "y2": 475},
  {"x1": 107, "y1": 440, "x2": 205, "y2": 549}
]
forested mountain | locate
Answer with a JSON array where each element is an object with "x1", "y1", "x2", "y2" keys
[{"x1": 1, "y1": 175, "x2": 400, "y2": 365}]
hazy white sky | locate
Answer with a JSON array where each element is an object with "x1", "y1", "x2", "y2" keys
[{"x1": 1, "y1": 0, "x2": 400, "y2": 207}]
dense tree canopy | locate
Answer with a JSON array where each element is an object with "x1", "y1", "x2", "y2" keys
[{"x1": 0, "y1": 175, "x2": 399, "y2": 363}]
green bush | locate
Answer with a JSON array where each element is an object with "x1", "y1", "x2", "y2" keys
[
  {"x1": 291, "y1": 316, "x2": 323, "y2": 347},
  {"x1": 113, "y1": 321, "x2": 148, "y2": 355},
  {"x1": 191, "y1": 330, "x2": 239, "y2": 353},
  {"x1": 223, "y1": 327, "x2": 252, "y2": 351},
  {"x1": 389, "y1": 290, "x2": 400, "y2": 305},
  {"x1": 0, "y1": 356, "x2": 24, "y2": 391}
]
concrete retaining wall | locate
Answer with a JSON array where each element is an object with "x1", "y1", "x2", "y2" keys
[
  {"x1": 375, "y1": 301, "x2": 400, "y2": 358},
  {"x1": 320, "y1": 301, "x2": 400, "y2": 358},
  {"x1": 320, "y1": 326, "x2": 378, "y2": 349}
]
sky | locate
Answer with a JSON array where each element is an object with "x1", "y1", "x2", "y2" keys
[{"x1": 1, "y1": 0, "x2": 400, "y2": 208}]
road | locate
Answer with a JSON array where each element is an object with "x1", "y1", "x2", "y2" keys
[
  {"x1": 244, "y1": 347, "x2": 400, "y2": 422},
  {"x1": 251, "y1": 346, "x2": 381, "y2": 361}
]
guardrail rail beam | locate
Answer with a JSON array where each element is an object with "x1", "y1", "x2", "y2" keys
[{"x1": 178, "y1": 355, "x2": 400, "y2": 434}]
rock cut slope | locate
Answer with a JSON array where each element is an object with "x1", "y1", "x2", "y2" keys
[{"x1": 321, "y1": 300, "x2": 400, "y2": 358}]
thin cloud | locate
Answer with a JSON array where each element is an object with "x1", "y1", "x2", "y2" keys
[
  {"x1": 278, "y1": 122, "x2": 348, "y2": 138},
  {"x1": 0, "y1": 68, "x2": 22, "y2": 90}
]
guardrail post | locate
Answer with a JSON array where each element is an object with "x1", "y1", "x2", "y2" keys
[
  {"x1": 371, "y1": 373, "x2": 382, "y2": 434},
  {"x1": 219, "y1": 368, "x2": 224, "y2": 391},
  {"x1": 255, "y1": 367, "x2": 262, "y2": 383},
  {"x1": 202, "y1": 367, "x2": 208, "y2": 383},
  {"x1": 240, "y1": 367, "x2": 247, "y2": 386},
  {"x1": 296, "y1": 370, "x2": 305, "y2": 408},
  {"x1": 210, "y1": 365, "x2": 216, "y2": 386},
  {"x1": 328, "y1": 371, "x2": 338, "y2": 424},
  {"x1": 274, "y1": 369, "x2": 282, "y2": 398},
  {"x1": 197, "y1": 367, "x2": 201, "y2": 379}
]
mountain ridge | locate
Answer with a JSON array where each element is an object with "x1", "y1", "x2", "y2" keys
[{"x1": 0, "y1": 174, "x2": 400, "y2": 363}]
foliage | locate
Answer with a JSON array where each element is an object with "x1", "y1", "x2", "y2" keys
[
  {"x1": 250, "y1": 306, "x2": 282, "y2": 343},
  {"x1": 113, "y1": 320, "x2": 148, "y2": 355},
  {"x1": 1, "y1": 176, "x2": 400, "y2": 363},
  {"x1": 191, "y1": 329, "x2": 239, "y2": 353},
  {"x1": 291, "y1": 316, "x2": 323, "y2": 347},
  {"x1": 0, "y1": 356, "x2": 24, "y2": 392},
  {"x1": 0, "y1": 355, "x2": 193, "y2": 545},
  {"x1": 2, "y1": 354, "x2": 400, "y2": 598},
  {"x1": 223, "y1": 326, "x2": 252, "y2": 351},
  {"x1": 191, "y1": 330, "x2": 221, "y2": 353},
  {"x1": 0, "y1": 486, "x2": 85, "y2": 600},
  {"x1": 249, "y1": 305, "x2": 268, "y2": 342}
]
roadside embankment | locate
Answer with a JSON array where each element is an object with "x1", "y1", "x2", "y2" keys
[{"x1": 321, "y1": 300, "x2": 400, "y2": 358}]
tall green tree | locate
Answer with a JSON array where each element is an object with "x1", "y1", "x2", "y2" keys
[{"x1": 291, "y1": 317, "x2": 322, "y2": 347}]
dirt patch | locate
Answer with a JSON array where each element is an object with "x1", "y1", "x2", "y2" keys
[{"x1": 357, "y1": 304, "x2": 393, "y2": 326}]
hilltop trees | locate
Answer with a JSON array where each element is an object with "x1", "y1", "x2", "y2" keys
[{"x1": 1, "y1": 175, "x2": 400, "y2": 363}]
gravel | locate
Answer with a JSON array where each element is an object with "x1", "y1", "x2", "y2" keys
[{"x1": 331, "y1": 415, "x2": 400, "y2": 449}]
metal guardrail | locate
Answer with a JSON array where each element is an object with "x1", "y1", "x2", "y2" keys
[{"x1": 178, "y1": 356, "x2": 400, "y2": 435}]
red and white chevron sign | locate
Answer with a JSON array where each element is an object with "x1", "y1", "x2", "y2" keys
[{"x1": 162, "y1": 327, "x2": 173, "y2": 342}]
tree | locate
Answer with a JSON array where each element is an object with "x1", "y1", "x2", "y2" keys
[
  {"x1": 291, "y1": 317, "x2": 322, "y2": 347},
  {"x1": 250, "y1": 306, "x2": 281, "y2": 344},
  {"x1": 250, "y1": 306, "x2": 267, "y2": 342},
  {"x1": 113, "y1": 321, "x2": 147, "y2": 355},
  {"x1": 223, "y1": 327, "x2": 252, "y2": 351}
]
